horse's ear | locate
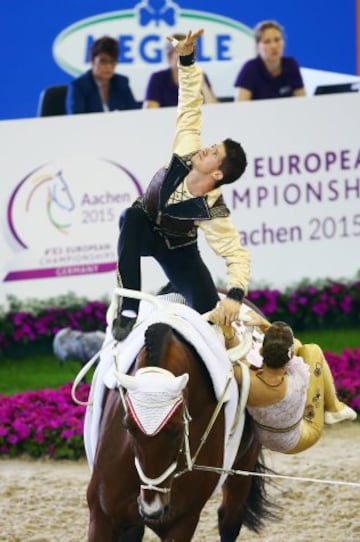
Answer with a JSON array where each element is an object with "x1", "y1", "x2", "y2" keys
[
  {"x1": 115, "y1": 372, "x2": 138, "y2": 390},
  {"x1": 172, "y1": 373, "x2": 189, "y2": 393}
]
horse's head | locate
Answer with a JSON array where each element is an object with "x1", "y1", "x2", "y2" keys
[{"x1": 115, "y1": 323, "x2": 190, "y2": 522}]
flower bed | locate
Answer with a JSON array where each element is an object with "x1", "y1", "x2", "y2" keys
[
  {"x1": 0, "y1": 382, "x2": 89, "y2": 459},
  {"x1": 0, "y1": 349, "x2": 359, "y2": 459},
  {"x1": 0, "y1": 277, "x2": 359, "y2": 353},
  {"x1": 246, "y1": 278, "x2": 360, "y2": 330},
  {"x1": 0, "y1": 296, "x2": 108, "y2": 353}
]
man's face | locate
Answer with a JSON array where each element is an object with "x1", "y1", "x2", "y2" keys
[
  {"x1": 91, "y1": 54, "x2": 117, "y2": 82},
  {"x1": 192, "y1": 143, "x2": 226, "y2": 177}
]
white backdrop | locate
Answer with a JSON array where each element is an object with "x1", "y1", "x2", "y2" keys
[{"x1": 1, "y1": 93, "x2": 359, "y2": 304}]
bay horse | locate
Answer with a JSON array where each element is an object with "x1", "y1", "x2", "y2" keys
[{"x1": 85, "y1": 295, "x2": 274, "y2": 541}]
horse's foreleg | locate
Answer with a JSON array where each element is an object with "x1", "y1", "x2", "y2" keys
[
  {"x1": 217, "y1": 474, "x2": 252, "y2": 542},
  {"x1": 119, "y1": 525, "x2": 145, "y2": 542},
  {"x1": 88, "y1": 509, "x2": 117, "y2": 542},
  {"x1": 88, "y1": 512, "x2": 145, "y2": 542},
  {"x1": 155, "y1": 514, "x2": 200, "y2": 542}
]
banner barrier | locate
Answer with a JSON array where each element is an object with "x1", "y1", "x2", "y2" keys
[{"x1": 1, "y1": 93, "x2": 359, "y2": 303}]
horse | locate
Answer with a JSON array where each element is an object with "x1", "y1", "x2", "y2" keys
[{"x1": 85, "y1": 293, "x2": 274, "y2": 541}]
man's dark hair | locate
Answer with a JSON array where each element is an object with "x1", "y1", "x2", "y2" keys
[
  {"x1": 217, "y1": 138, "x2": 247, "y2": 186},
  {"x1": 91, "y1": 36, "x2": 119, "y2": 61}
]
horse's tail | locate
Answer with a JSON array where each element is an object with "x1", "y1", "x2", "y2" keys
[{"x1": 241, "y1": 453, "x2": 279, "y2": 532}]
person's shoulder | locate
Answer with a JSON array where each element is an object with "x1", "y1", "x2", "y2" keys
[
  {"x1": 112, "y1": 72, "x2": 130, "y2": 86},
  {"x1": 234, "y1": 57, "x2": 259, "y2": 86},
  {"x1": 148, "y1": 68, "x2": 172, "y2": 82},
  {"x1": 283, "y1": 56, "x2": 301, "y2": 69},
  {"x1": 206, "y1": 187, "x2": 224, "y2": 205},
  {"x1": 239, "y1": 57, "x2": 258, "y2": 70},
  {"x1": 287, "y1": 355, "x2": 310, "y2": 382},
  {"x1": 237, "y1": 57, "x2": 260, "y2": 78},
  {"x1": 71, "y1": 70, "x2": 93, "y2": 87}
]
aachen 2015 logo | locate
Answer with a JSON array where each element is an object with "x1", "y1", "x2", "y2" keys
[
  {"x1": 7, "y1": 156, "x2": 142, "y2": 250},
  {"x1": 52, "y1": 0, "x2": 254, "y2": 100}
]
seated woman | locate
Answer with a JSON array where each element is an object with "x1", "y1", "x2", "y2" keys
[
  {"x1": 234, "y1": 20, "x2": 306, "y2": 101},
  {"x1": 66, "y1": 36, "x2": 138, "y2": 114},
  {"x1": 233, "y1": 318, "x2": 356, "y2": 454},
  {"x1": 143, "y1": 33, "x2": 217, "y2": 108}
]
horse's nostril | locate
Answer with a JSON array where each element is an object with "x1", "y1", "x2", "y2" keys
[{"x1": 138, "y1": 498, "x2": 169, "y2": 522}]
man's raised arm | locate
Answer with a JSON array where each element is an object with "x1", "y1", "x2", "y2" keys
[{"x1": 167, "y1": 30, "x2": 204, "y2": 157}]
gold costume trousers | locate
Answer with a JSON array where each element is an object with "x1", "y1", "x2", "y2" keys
[{"x1": 287, "y1": 343, "x2": 343, "y2": 454}]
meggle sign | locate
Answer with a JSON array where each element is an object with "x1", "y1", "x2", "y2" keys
[{"x1": 53, "y1": 0, "x2": 254, "y2": 99}]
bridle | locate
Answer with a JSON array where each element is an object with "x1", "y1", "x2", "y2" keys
[
  {"x1": 116, "y1": 366, "x2": 234, "y2": 493},
  {"x1": 116, "y1": 368, "x2": 193, "y2": 493}
]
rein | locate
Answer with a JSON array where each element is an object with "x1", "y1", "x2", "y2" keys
[
  {"x1": 176, "y1": 368, "x2": 234, "y2": 476},
  {"x1": 71, "y1": 337, "x2": 114, "y2": 406}
]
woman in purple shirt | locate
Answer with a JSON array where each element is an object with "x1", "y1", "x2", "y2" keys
[
  {"x1": 143, "y1": 33, "x2": 217, "y2": 108},
  {"x1": 234, "y1": 20, "x2": 306, "y2": 101}
]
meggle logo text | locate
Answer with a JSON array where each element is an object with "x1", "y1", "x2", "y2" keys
[{"x1": 53, "y1": 0, "x2": 254, "y2": 98}]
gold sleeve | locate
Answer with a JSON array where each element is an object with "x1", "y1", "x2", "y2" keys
[
  {"x1": 171, "y1": 63, "x2": 203, "y2": 157},
  {"x1": 198, "y1": 215, "x2": 250, "y2": 293}
]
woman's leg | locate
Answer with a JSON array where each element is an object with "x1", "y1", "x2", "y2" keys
[
  {"x1": 288, "y1": 344, "x2": 356, "y2": 453},
  {"x1": 322, "y1": 357, "x2": 357, "y2": 424},
  {"x1": 322, "y1": 357, "x2": 345, "y2": 412},
  {"x1": 287, "y1": 344, "x2": 325, "y2": 453}
]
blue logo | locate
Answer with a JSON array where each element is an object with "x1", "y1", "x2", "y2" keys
[{"x1": 137, "y1": 0, "x2": 178, "y2": 26}]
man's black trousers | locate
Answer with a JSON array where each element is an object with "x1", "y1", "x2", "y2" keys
[{"x1": 117, "y1": 207, "x2": 220, "y2": 314}]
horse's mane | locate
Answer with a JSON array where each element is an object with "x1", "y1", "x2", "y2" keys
[{"x1": 144, "y1": 323, "x2": 174, "y2": 366}]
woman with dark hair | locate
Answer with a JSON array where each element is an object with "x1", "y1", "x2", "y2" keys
[
  {"x1": 234, "y1": 20, "x2": 305, "y2": 101},
  {"x1": 66, "y1": 36, "x2": 138, "y2": 114},
  {"x1": 233, "y1": 319, "x2": 356, "y2": 454}
]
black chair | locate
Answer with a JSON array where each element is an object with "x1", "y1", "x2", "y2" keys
[{"x1": 37, "y1": 85, "x2": 68, "y2": 116}]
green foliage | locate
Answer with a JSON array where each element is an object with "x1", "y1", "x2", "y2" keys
[
  {"x1": 296, "y1": 328, "x2": 360, "y2": 352},
  {"x1": 0, "y1": 354, "x2": 88, "y2": 395}
]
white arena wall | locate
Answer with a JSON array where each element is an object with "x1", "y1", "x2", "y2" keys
[{"x1": 1, "y1": 93, "x2": 359, "y2": 305}]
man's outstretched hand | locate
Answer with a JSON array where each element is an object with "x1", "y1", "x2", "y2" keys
[
  {"x1": 207, "y1": 297, "x2": 241, "y2": 328},
  {"x1": 166, "y1": 29, "x2": 204, "y2": 56}
]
